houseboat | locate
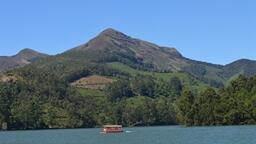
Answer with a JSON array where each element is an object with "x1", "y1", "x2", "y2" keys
[{"x1": 101, "y1": 125, "x2": 123, "y2": 133}]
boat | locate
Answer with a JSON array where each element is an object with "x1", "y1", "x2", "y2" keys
[{"x1": 101, "y1": 125, "x2": 123, "y2": 133}]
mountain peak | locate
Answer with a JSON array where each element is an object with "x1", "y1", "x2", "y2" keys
[
  {"x1": 100, "y1": 28, "x2": 122, "y2": 35},
  {"x1": 101, "y1": 28, "x2": 119, "y2": 33},
  {"x1": 17, "y1": 48, "x2": 38, "y2": 55},
  {"x1": 98, "y1": 28, "x2": 130, "y2": 39},
  {"x1": 14, "y1": 48, "x2": 48, "y2": 60},
  {"x1": 226, "y1": 59, "x2": 255, "y2": 66},
  {"x1": 0, "y1": 48, "x2": 48, "y2": 72}
]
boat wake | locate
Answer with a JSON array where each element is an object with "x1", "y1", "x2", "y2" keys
[{"x1": 125, "y1": 130, "x2": 134, "y2": 133}]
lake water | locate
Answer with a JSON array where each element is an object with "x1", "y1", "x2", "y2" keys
[{"x1": 0, "y1": 126, "x2": 255, "y2": 144}]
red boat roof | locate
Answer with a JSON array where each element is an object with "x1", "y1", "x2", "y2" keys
[{"x1": 103, "y1": 125, "x2": 122, "y2": 128}]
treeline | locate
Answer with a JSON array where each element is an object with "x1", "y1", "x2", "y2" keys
[
  {"x1": 113, "y1": 96, "x2": 176, "y2": 126},
  {"x1": 0, "y1": 66, "x2": 181, "y2": 130},
  {"x1": 176, "y1": 75, "x2": 256, "y2": 126}
]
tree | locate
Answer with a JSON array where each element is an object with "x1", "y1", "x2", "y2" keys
[
  {"x1": 175, "y1": 90, "x2": 195, "y2": 126},
  {"x1": 131, "y1": 75, "x2": 156, "y2": 97},
  {"x1": 10, "y1": 93, "x2": 43, "y2": 129},
  {"x1": 195, "y1": 88, "x2": 220, "y2": 125},
  {"x1": 169, "y1": 77, "x2": 183, "y2": 98},
  {"x1": 155, "y1": 97, "x2": 176, "y2": 125},
  {"x1": 106, "y1": 79, "x2": 133, "y2": 101}
]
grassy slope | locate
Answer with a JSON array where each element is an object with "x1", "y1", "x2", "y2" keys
[
  {"x1": 107, "y1": 62, "x2": 209, "y2": 92},
  {"x1": 205, "y1": 65, "x2": 224, "y2": 82},
  {"x1": 77, "y1": 88, "x2": 105, "y2": 98}
]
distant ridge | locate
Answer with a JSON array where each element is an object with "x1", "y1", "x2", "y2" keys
[{"x1": 0, "y1": 48, "x2": 48, "y2": 72}]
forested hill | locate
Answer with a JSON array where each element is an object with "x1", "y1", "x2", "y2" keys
[{"x1": 0, "y1": 28, "x2": 256, "y2": 130}]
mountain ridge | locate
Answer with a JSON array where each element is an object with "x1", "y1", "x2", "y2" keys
[{"x1": 1, "y1": 28, "x2": 256, "y2": 87}]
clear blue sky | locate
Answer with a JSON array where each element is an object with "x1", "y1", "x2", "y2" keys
[{"x1": 0, "y1": 0, "x2": 255, "y2": 65}]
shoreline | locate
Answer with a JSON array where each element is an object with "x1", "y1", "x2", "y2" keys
[{"x1": 2, "y1": 124, "x2": 256, "y2": 132}]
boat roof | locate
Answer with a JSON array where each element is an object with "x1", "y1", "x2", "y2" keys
[{"x1": 103, "y1": 125, "x2": 122, "y2": 128}]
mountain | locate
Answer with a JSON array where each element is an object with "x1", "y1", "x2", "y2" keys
[
  {"x1": 66, "y1": 28, "x2": 185, "y2": 71},
  {"x1": 223, "y1": 59, "x2": 256, "y2": 78},
  {"x1": 1, "y1": 28, "x2": 256, "y2": 87},
  {"x1": 0, "y1": 48, "x2": 48, "y2": 72},
  {"x1": 62, "y1": 28, "x2": 256, "y2": 86},
  {"x1": 56, "y1": 28, "x2": 242, "y2": 86}
]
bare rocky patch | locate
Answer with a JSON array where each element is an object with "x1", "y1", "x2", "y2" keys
[{"x1": 70, "y1": 75, "x2": 114, "y2": 89}]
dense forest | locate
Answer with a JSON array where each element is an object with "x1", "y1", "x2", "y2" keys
[
  {"x1": 0, "y1": 63, "x2": 256, "y2": 130},
  {"x1": 0, "y1": 65, "x2": 179, "y2": 129},
  {"x1": 176, "y1": 75, "x2": 256, "y2": 126}
]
